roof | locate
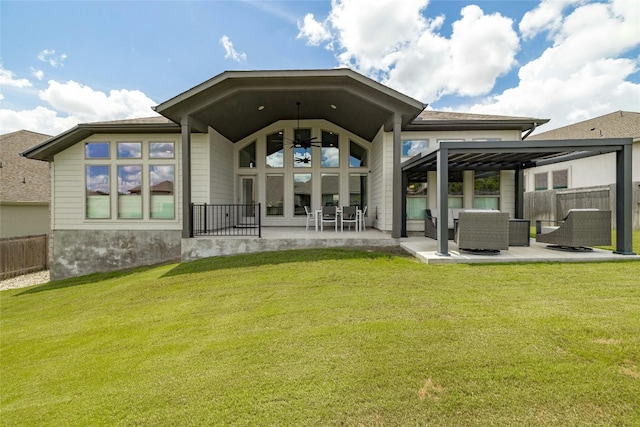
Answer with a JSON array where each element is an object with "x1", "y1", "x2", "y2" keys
[
  {"x1": 154, "y1": 68, "x2": 427, "y2": 142},
  {"x1": 529, "y1": 111, "x2": 640, "y2": 141},
  {"x1": 406, "y1": 110, "x2": 548, "y2": 132},
  {"x1": 21, "y1": 116, "x2": 180, "y2": 161},
  {"x1": 0, "y1": 130, "x2": 51, "y2": 202},
  {"x1": 402, "y1": 138, "x2": 633, "y2": 181}
]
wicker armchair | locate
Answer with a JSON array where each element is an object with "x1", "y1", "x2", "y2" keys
[
  {"x1": 536, "y1": 209, "x2": 611, "y2": 249},
  {"x1": 455, "y1": 211, "x2": 509, "y2": 252},
  {"x1": 424, "y1": 209, "x2": 458, "y2": 240}
]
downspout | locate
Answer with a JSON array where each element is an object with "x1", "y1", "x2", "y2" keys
[{"x1": 521, "y1": 122, "x2": 537, "y2": 140}]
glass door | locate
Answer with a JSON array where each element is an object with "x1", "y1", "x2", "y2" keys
[{"x1": 238, "y1": 176, "x2": 256, "y2": 224}]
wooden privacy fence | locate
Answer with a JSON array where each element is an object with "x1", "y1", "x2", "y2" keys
[{"x1": 0, "y1": 234, "x2": 49, "y2": 280}]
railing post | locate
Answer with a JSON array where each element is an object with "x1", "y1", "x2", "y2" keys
[
  {"x1": 189, "y1": 203, "x2": 194, "y2": 237},
  {"x1": 203, "y1": 202, "x2": 207, "y2": 235},
  {"x1": 258, "y1": 203, "x2": 262, "y2": 238}
]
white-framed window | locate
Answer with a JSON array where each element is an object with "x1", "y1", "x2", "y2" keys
[
  {"x1": 406, "y1": 180, "x2": 428, "y2": 220},
  {"x1": 473, "y1": 171, "x2": 500, "y2": 210},
  {"x1": 535, "y1": 172, "x2": 548, "y2": 191},
  {"x1": 402, "y1": 139, "x2": 429, "y2": 160},
  {"x1": 552, "y1": 169, "x2": 568, "y2": 189}
]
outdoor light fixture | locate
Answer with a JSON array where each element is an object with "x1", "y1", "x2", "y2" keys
[
  {"x1": 330, "y1": 104, "x2": 337, "y2": 110},
  {"x1": 257, "y1": 105, "x2": 265, "y2": 111}
]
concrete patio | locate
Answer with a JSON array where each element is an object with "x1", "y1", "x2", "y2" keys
[{"x1": 182, "y1": 227, "x2": 639, "y2": 264}]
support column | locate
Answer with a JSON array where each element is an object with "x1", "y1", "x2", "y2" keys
[
  {"x1": 181, "y1": 117, "x2": 192, "y2": 239},
  {"x1": 436, "y1": 147, "x2": 449, "y2": 256},
  {"x1": 401, "y1": 171, "x2": 408, "y2": 237},
  {"x1": 515, "y1": 168, "x2": 524, "y2": 219},
  {"x1": 392, "y1": 114, "x2": 403, "y2": 238},
  {"x1": 614, "y1": 143, "x2": 635, "y2": 254}
]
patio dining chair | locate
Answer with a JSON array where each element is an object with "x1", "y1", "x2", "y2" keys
[
  {"x1": 320, "y1": 205, "x2": 338, "y2": 232},
  {"x1": 303, "y1": 206, "x2": 315, "y2": 231},
  {"x1": 341, "y1": 206, "x2": 358, "y2": 232}
]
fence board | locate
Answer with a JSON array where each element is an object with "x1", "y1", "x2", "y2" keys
[{"x1": 0, "y1": 234, "x2": 49, "y2": 280}]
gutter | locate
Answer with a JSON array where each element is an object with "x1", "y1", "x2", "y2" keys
[{"x1": 521, "y1": 122, "x2": 537, "y2": 140}]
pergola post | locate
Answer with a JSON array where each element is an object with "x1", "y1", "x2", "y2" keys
[
  {"x1": 515, "y1": 168, "x2": 524, "y2": 219},
  {"x1": 436, "y1": 147, "x2": 449, "y2": 256},
  {"x1": 181, "y1": 117, "x2": 192, "y2": 238},
  {"x1": 615, "y1": 143, "x2": 635, "y2": 254}
]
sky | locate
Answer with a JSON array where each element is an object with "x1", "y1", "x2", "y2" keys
[{"x1": 1, "y1": 0, "x2": 639, "y2": 137}]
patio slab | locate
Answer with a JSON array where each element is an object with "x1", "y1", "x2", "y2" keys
[{"x1": 400, "y1": 236, "x2": 640, "y2": 264}]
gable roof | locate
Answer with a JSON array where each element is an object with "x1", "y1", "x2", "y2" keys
[
  {"x1": 529, "y1": 111, "x2": 640, "y2": 141},
  {"x1": 1, "y1": 130, "x2": 52, "y2": 202},
  {"x1": 154, "y1": 68, "x2": 427, "y2": 142}
]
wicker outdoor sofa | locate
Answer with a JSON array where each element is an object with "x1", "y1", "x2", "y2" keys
[
  {"x1": 454, "y1": 210, "x2": 510, "y2": 252},
  {"x1": 536, "y1": 209, "x2": 611, "y2": 250}
]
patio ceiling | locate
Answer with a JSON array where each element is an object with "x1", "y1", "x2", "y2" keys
[
  {"x1": 154, "y1": 69, "x2": 426, "y2": 142},
  {"x1": 401, "y1": 138, "x2": 629, "y2": 181}
]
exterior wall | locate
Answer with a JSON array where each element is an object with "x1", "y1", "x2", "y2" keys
[
  {"x1": 0, "y1": 203, "x2": 49, "y2": 238},
  {"x1": 52, "y1": 134, "x2": 182, "y2": 231},
  {"x1": 191, "y1": 133, "x2": 210, "y2": 204},
  {"x1": 369, "y1": 127, "x2": 386, "y2": 230},
  {"x1": 523, "y1": 141, "x2": 638, "y2": 191},
  {"x1": 209, "y1": 127, "x2": 234, "y2": 204},
  {"x1": 50, "y1": 229, "x2": 181, "y2": 280}
]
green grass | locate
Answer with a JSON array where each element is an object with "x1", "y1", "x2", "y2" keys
[{"x1": 2, "y1": 248, "x2": 639, "y2": 426}]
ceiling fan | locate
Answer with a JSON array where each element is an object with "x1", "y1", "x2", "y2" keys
[{"x1": 271, "y1": 101, "x2": 322, "y2": 164}]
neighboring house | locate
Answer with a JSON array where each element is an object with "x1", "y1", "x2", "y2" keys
[
  {"x1": 22, "y1": 69, "x2": 636, "y2": 280},
  {"x1": 524, "y1": 111, "x2": 640, "y2": 228},
  {"x1": 0, "y1": 130, "x2": 51, "y2": 238}
]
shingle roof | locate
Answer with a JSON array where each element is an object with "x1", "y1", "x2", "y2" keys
[
  {"x1": 0, "y1": 130, "x2": 51, "y2": 202},
  {"x1": 529, "y1": 111, "x2": 640, "y2": 141}
]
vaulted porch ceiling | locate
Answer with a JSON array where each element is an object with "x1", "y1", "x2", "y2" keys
[{"x1": 154, "y1": 69, "x2": 427, "y2": 142}]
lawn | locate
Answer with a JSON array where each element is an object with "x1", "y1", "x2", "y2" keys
[{"x1": 1, "y1": 247, "x2": 639, "y2": 426}]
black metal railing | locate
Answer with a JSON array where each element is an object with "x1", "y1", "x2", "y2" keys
[{"x1": 191, "y1": 203, "x2": 261, "y2": 237}]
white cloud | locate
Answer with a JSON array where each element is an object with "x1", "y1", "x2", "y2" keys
[
  {"x1": 30, "y1": 67, "x2": 44, "y2": 80},
  {"x1": 519, "y1": 0, "x2": 582, "y2": 40},
  {"x1": 0, "y1": 66, "x2": 32, "y2": 88},
  {"x1": 0, "y1": 80, "x2": 158, "y2": 135},
  {"x1": 465, "y1": 0, "x2": 640, "y2": 131},
  {"x1": 220, "y1": 35, "x2": 247, "y2": 62},
  {"x1": 297, "y1": 0, "x2": 519, "y2": 102},
  {"x1": 297, "y1": 13, "x2": 332, "y2": 46},
  {"x1": 37, "y1": 49, "x2": 67, "y2": 67}
]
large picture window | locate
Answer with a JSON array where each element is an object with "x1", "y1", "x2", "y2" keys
[
  {"x1": 406, "y1": 180, "x2": 428, "y2": 219},
  {"x1": 239, "y1": 141, "x2": 256, "y2": 168},
  {"x1": 349, "y1": 141, "x2": 367, "y2": 167},
  {"x1": 293, "y1": 173, "x2": 312, "y2": 216},
  {"x1": 150, "y1": 142, "x2": 175, "y2": 158},
  {"x1": 448, "y1": 171, "x2": 464, "y2": 208},
  {"x1": 118, "y1": 165, "x2": 142, "y2": 219},
  {"x1": 474, "y1": 171, "x2": 500, "y2": 210},
  {"x1": 266, "y1": 174, "x2": 284, "y2": 216},
  {"x1": 85, "y1": 142, "x2": 110, "y2": 159},
  {"x1": 149, "y1": 165, "x2": 175, "y2": 219},
  {"x1": 321, "y1": 131, "x2": 339, "y2": 168},
  {"x1": 321, "y1": 173, "x2": 340, "y2": 206},
  {"x1": 402, "y1": 139, "x2": 428, "y2": 158},
  {"x1": 266, "y1": 132, "x2": 284, "y2": 168},
  {"x1": 86, "y1": 165, "x2": 110, "y2": 218},
  {"x1": 293, "y1": 129, "x2": 312, "y2": 168},
  {"x1": 117, "y1": 142, "x2": 142, "y2": 159}
]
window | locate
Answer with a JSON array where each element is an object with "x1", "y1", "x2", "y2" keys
[
  {"x1": 448, "y1": 171, "x2": 464, "y2": 208},
  {"x1": 86, "y1": 165, "x2": 110, "y2": 218},
  {"x1": 149, "y1": 142, "x2": 175, "y2": 158},
  {"x1": 239, "y1": 141, "x2": 256, "y2": 168},
  {"x1": 535, "y1": 173, "x2": 548, "y2": 191},
  {"x1": 349, "y1": 173, "x2": 367, "y2": 210},
  {"x1": 321, "y1": 131, "x2": 339, "y2": 168},
  {"x1": 117, "y1": 142, "x2": 142, "y2": 159},
  {"x1": 321, "y1": 173, "x2": 340, "y2": 206},
  {"x1": 85, "y1": 142, "x2": 110, "y2": 159},
  {"x1": 402, "y1": 139, "x2": 428, "y2": 158},
  {"x1": 474, "y1": 171, "x2": 500, "y2": 210},
  {"x1": 118, "y1": 165, "x2": 142, "y2": 218},
  {"x1": 406, "y1": 180, "x2": 428, "y2": 220},
  {"x1": 266, "y1": 174, "x2": 284, "y2": 216},
  {"x1": 349, "y1": 141, "x2": 367, "y2": 167},
  {"x1": 149, "y1": 165, "x2": 174, "y2": 219},
  {"x1": 266, "y1": 132, "x2": 284, "y2": 168},
  {"x1": 293, "y1": 129, "x2": 312, "y2": 168},
  {"x1": 293, "y1": 173, "x2": 312, "y2": 216},
  {"x1": 552, "y1": 170, "x2": 568, "y2": 189}
]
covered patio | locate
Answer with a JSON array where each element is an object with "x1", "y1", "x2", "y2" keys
[{"x1": 401, "y1": 137, "x2": 636, "y2": 256}]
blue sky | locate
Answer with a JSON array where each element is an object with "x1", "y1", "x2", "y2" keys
[{"x1": 1, "y1": 0, "x2": 639, "y2": 136}]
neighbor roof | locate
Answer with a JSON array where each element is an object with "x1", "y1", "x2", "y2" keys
[
  {"x1": 529, "y1": 111, "x2": 640, "y2": 141},
  {"x1": 1, "y1": 130, "x2": 51, "y2": 202},
  {"x1": 407, "y1": 110, "x2": 548, "y2": 132}
]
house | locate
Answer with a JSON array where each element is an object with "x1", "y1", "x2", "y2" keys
[
  {"x1": 0, "y1": 130, "x2": 51, "y2": 238},
  {"x1": 21, "y1": 69, "x2": 636, "y2": 280},
  {"x1": 524, "y1": 111, "x2": 640, "y2": 229}
]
